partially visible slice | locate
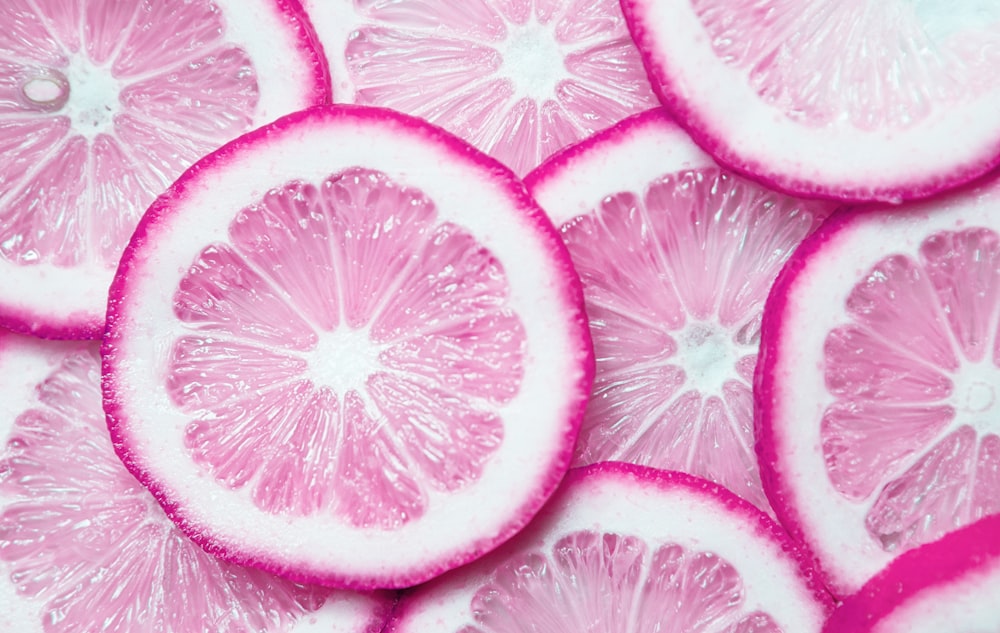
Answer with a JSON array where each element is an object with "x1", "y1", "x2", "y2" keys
[
  {"x1": 0, "y1": 0, "x2": 329, "y2": 339},
  {"x1": 824, "y1": 514, "x2": 1000, "y2": 633},
  {"x1": 0, "y1": 330, "x2": 392, "y2": 633},
  {"x1": 757, "y1": 174, "x2": 1000, "y2": 595},
  {"x1": 302, "y1": 0, "x2": 658, "y2": 176},
  {"x1": 387, "y1": 463, "x2": 833, "y2": 632},
  {"x1": 525, "y1": 109, "x2": 835, "y2": 514},
  {"x1": 622, "y1": 0, "x2": 1000, "y2": 202},
  {"x1": 102, "y1": 105, "x2": 593, "y2": 589}
]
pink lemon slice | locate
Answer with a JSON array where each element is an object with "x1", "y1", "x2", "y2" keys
[
  {"x1": 824, "y1": 514, "x2": 1000, "y2": 633},
  {"x1": 525, "y1": 109, "x2": 835, "y2": 514},
  {"x1": 757, "y1": 175, "x2": 1000, "y2": 596},
  {"x1": 0, "y1": 330, "x2": 392, "y2": 633},
  {"x1": 0, "y1": 0, "x2": 329, "y2": 339},
  {"x1": 301, "y1": 0, "x2": 658, "y2": 176},
  {"x1": 622, "y1": 0, "x2": 1000, "y2": 202},
  {"x1": 387, "y1": 463, "x2": 833, "y2": 632},
  {"x1": 102, "y1": 105, "x2": 594, "y2": 589}
]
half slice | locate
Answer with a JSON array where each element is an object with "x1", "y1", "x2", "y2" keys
[
  {"x1": 757, "y1": 174, "x2": 1000, "y2": 595},
  {"x1": 525, "y1": 109, "x2": 835, "y2": 514},
  {"x1": 623, "y1": 0, "x2": 1000, "y2": 202},
  {"x1": 824, "y1": 515, "x2": 1000, "y2": 633},
  {"x1": 102, "y1": 105, "x2": 593, "y2": 589},
  {"x1": 0, "y1": 0, "x2": 329, "y2": 339},
  {"x1": 302, "y1": 0, "x2": 658, "y2": 176},
  {"x1": 388, "y1": 463, "x2": 833, "y2": 632},
  {"x1": 0, "y1": 330, "x2": 392, "y2": 633}
]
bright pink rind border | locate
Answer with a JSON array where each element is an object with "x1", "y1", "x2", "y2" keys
[
  {"x1": 823, "y1": 514, "x2": 1000, "y2": 633},
  {"x1": 102, "y1": 103, "x2": 594, "y2": 590},
  {"x1": 386, "y1": 462, "x2": 835, "y2": 632},
  {"x1": 619, "y1": 0, "x2": 1000, "y2": 204}
]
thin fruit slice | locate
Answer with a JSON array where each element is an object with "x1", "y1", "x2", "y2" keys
[
  {"x1": 102, "y1": 105, "x2": 593, "y2": 589},
  {"x1": 0, "y1": 330, "x2": 393, "y2": 633},
  {"x1": 824, "y1": 514, "x2": 1000, "y2": 633},
  {"x1": 387, "y1": 463, "x2": 833, "y2": 632},
  {"x1": 525, "y1": 109, "x2": 835, "y2": 514},
  {"x1": 302, "y1": 0, "x2": 658, "y2": 176},
  {"x1": 0, "y1": 0, "x2": 329, "y2": 339},
  {"x1": 757, "y1": 175, "x2": 1000, "y2": 595},
  {"x1": 622, "y1": 0, "x2": 1000, "y2": 202}
]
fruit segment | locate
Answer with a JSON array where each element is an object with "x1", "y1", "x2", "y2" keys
[
  {"x1": 388, "y1": 463, "x2": 832, "y2": 632},
  {"x1": 102, "y1": 105, "x2": 593, "y2": 589},
  {"x1": 0, "y1": 0, "x2": 329, "y2": 339},
  {"x1": 0, "y1": 331, "x2": 391, "y2": 633},
  {"x1": 303, "y1": 0, "x2": 658, "y2": 176},
  {"x1": 527, "y1": 109, "x2": 834, "y2": 514},
  {"x1": 757, "y1": 175, "x2": 1000, "y2": 594}
]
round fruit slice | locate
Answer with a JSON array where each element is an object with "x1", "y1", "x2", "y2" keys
[
  {"x1": 824, "y1": 515, "x2": 1000, "y2": 633},
  {"x1": 0, "y1": 0, "x2": 329, "y2": 339},
  {"x1": 387, "y1": 463, "x2": 833, "y2": 632},
  {"x1": 757, "y1": 175, "x2": 1000, "y2": 595},
  {"x1": 0, "y1": 330, "x2": 392, "y2": 633},
  {"x1": 102, "y1": 105, "x2": 593, "y2": 589},
  {"x1": 622, "y1": 0, "x2": 1000, "y2": 202},
  {"x1": 525, "y1": 109, "x2": 835, "y2": 514},
  {"x1": 302, "y1": 0, "x2": 658, "y2": 176}
]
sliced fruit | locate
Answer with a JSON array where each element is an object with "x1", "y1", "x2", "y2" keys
[
  {"x1": 0, "y1": 0, "x2": 330, "y2": 339},
  {"x1": 0, "y1": 330, "x2": 392, "y2": 633},
  {"x1": 824, "y1": 514, "x2": 1000, "y2": 633},
  {"x1": 757, "y1": 175, "x2": 1000, "y2": 595},
  {"x1": 302, "y1": 0, "x2": 658, "y2": 176},
  {"x1": 387, "y1": 462, "x2": 833, "y2": 632},
  {"x1": 525, "y1": 109, "x2": 835, "y2": 513},
  {"x1": 102, "y1": 105, "x2": 593, "y2": 589},
  {"x1": 622, "y1": 0, "x2": 1000, "y2": 202}
]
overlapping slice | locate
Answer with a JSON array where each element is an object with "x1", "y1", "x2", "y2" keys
[
  {"x1": 102, "y1": 105, "x2": 593, "y2": 589},
  {"x1": 0, "y1": 330, "x2": 391, "y2": 632},
  {"x1": 757, "y1": 175, "x2": 1000, "y2": 595},
  {"x1": 0, "y1": 0, "x2": 329, "y2": 339},
  {"x1": 622, "y1": 0, "x2": 1000, "y2": 202},
  {"x1": 824, "y1": 514, "x2": 1000, "y2": 633},
  {"x1": 387, "y1": 462, "x2": 832, "y2": 632},
  {"x1": 302, "y1": 0, "x2": 658, "y2": 176},
  {"x1": 525, "y1": 109, "x2": 835, "y2": 513}
]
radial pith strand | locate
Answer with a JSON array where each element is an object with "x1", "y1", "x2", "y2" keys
[
  {"x1": 0, "y1": 0, "x2": 259, "y2": 267},
  {"x1": 0, "y1": 348, "x2": 328, "y2": 632},
  {"x1": 822, "y1": 227, "x2": 1000, "y2": 552},
  {"x1": 344, "y1": 0, "x2": 657, "y2": 175},
  {"x1": 561, "y1": 168, "x2": 824, "y2": 511},
  {"x1": 167, "y1": 168, "x2": 526, "y2": 529}
]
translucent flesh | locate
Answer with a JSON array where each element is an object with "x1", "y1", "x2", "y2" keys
[
  {"x1": 561, "y1": 168, "x2": 827, "y2": 512},
  {"x1": 690, "y1": 0, "x2": 1000, "y2": 130},
  {"x1": 344, "y1": 0, "x2": 657, "y2": 175},
  {"x1": 0, "y1": 0, "x2": 259, "y2": 268},
  {"x1": 822, "y1": 227, "x2": 1000, "y2": 553},
  {"x1": 459, "y1": 530, "x2": 781, "y2": 633},
  {"x1": 0, "y1": 348, "x2": 329, "y2": 632},
  {"x1": 167, "y1": 168, "x2": 525, "y2": 529}
]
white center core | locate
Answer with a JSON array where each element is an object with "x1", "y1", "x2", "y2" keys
[
  {"x1": 499, "y1": 21, "x2": 565, "y2": 101},
  {"x1": 677, "y1": 321, "x2": 743, "y2": 394},
  {"x1": 64, "y1": 56, "x2": 123, "y2": 138},
  {"x1": 306, "y1": 326, "x2": 385, "y2": 398},
  {"x1": 951, "y1": 361, "x2": 1000, "y2": 435}
]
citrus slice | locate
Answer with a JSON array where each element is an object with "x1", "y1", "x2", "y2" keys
[
  {"x1": 757, "y1": 175, "x2": 1000, "y2": 595},
  {"x1": 0, "y1": 330, "x2": 392, "y2": 633},
  {"x1": 824, "y1": 514, "x2": 1000, "y2": 633},
  {"x1": 301, "y1": 0, "x2": 658, "y2": 176},
  {"x1": 0, "y1": 0, "x2": 330, "y2": 339},
  {"x1": 524, "y1": 109, "x2": 835, "y2": 513},
  {"x1": 622, "y1": 0, "x2": 1000, "y2": 202},
  {"x1": 102, "y1": 105, "x2": 593, "y2": 589},
  {"x1": 387, "y1": 463, "x2": 833, "y2": 632}
]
